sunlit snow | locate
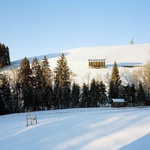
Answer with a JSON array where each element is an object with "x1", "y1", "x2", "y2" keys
[
  {"x1": 1, "y1": 44, "x2": 150, "y2": 150},
  {"x1": 1, "y1": 108, "x2": 150, "y2": 150}
]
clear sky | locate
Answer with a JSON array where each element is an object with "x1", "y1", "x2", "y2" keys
[{"x1": 1, "y1": 0, "x2": 150, "y2": 61}]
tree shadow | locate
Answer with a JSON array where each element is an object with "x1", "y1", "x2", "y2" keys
[
  {"x1": 11, "y1": 52, "x2": 69, "y2": 66},
  {"x1": 119, "y1": 133, "x2": 150, "y2": 150}
]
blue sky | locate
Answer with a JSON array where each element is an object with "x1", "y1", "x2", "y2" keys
[{"x1": 0, "y1": 0, "x2": 150, "y2": 61}]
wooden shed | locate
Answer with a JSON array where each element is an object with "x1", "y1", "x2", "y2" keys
[
  {"x1": 112, "y1": 99, "x2": 125, "y2": 107},
  {"x1": 88, "y1": 59, "x2": 105, "y2": 69}
]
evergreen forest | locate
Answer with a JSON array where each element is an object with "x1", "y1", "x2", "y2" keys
[{"x1": 0, "y1": 49, "x2": 150, "y2": 115}]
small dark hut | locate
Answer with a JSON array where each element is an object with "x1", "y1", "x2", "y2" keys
[{"x1": 112, "y1": 99, "x2": 125, "y2": 107}]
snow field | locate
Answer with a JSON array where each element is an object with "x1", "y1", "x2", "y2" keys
[
  {"x1": 2, "y1": 44, "x2": 150, "y2": 149},
  {"x1": 1, "y1": 107, "x2": 150, "y2": 150},
  {"x1": 48, "y1": 44, "x2": 150, "y2": 85}
]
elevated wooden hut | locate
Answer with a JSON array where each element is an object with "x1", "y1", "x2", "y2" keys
[{"x1": 88, "y1": 59, "x2": 105, "y2": 69}]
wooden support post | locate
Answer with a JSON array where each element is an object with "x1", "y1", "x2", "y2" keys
[
  {"x1": 35, "y1": 115, "x2": 37, "y2": 124},
  {"x1": 26, "y1": 116, "x2": 29, "y2": 126}
]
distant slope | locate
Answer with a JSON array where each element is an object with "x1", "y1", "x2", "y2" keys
[
  {"x1": 63, "y1": 44, "x2": 150, "y2": 64},
  {"x1": 48, "y1": 44, "x2": 150, "y2": 84},
  {"x1": 10, "y1": 44, "x2": 150, "y2": 85}
]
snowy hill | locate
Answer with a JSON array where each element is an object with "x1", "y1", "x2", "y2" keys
[
  {"x1": 64, "y1": 44, "x2": 150, "y2": 64},
  {"x1": 1, "y1": 107, "x2": 150, "y2": 150},
  {"x1": 1, "y1": 44, "x2": 150, "y2": 150},
  {"x1": 10, "y1": 44, "x2": 150, "y2": 85},
  {"x1": 48, "y1": 44, "x2": 150, "y2": 84}
]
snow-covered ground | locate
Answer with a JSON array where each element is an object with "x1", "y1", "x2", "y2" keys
[
  {"x1": 50, "y1": 44, "x2": 150, "y2": 85},
  {"x1": 1, "y1": 107, "x2": 150, "y2": 150},
  {"x1": 10, "y1": 43, "x2": 150, "y2": 85},
  {"x1": 2, "y1": 44, "x2": 150, "y2": 149}
]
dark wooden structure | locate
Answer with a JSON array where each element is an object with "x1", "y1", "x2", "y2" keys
[
  {"x1": 26, "y1": 113, "x2": 37, "y2": 126},
  {"x1": 88, "y1": 59, "x2": 105, "y2": 69},
  {"x1": 112, "y1": 99, "x2": 125, "y2": 107}
]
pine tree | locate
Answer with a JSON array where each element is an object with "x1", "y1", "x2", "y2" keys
[
  {"x1": 71, "y1": 82, "x2": 80, "y2": 108},
  {"x1": 137, "y1": 82, "x2": 146, "y2": 106},
  {"x1": 41, "y1": 56, "x2": 53, "y2": 109},
  {"x1": 3, "y1": 75, "x2": 12, "y2": 113},
  {"x1": 54, "y1": 53, "x2": 71, "y2": 108},
  {"x1": 31, "y1": 58, "x2": 44, "y2": 111},
  {"x1": 4, "y1": 46, "x2": 11, "y2": 66},
  {"x1": 53, "y1": 85, "x2": 61, "y2": 109},
  {"x1": 90, "y1": 79, "x2": 98, "y2": 107},
  {"x1": 0, "y1": 44, "x2": 5, "y2": 68},
  {"x1": 99, "y1": 81, "x2": 107, "y2": 105},
  {"x1": 17, "y1": 57, "x2": 33, "y2": 111},
  {"x1": 108, "y1": 80, "x2": 115, "y2": 99},
  {"x1": 108, "y1": 61, "x2": 121, "y2": 99},
  {"x1": 0, "y1": 74, "x2": 11, "y2": 114},
  {"x1": 111, "y1": 61, "x2": 121, "y2": 84},
  {"x1": 130, "y1": 84, "x2": 136, "y2": 106},
  {"x1": 119, "y1": 85, "x2": 131, "y2": 104},
  {"x1": 41, "y1": 56, "x2": 52, "y2": 86},
  {"x1": 11, "y1": 83, "x2": 20, "y2": 113},
  {"x1": 0, "y1": 43, "x2": 11, "y2": 68},
  {"x1": 80, "y1": 83, "x2": 89, "y2": 107},
  {"x1": 0, "y1": 74, "x2": 6, "y2": 115},
  {"x1": 0, "y1": 92, "x2": 5, "y2": 115}
]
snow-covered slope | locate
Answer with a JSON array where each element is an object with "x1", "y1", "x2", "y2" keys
[
  {"x1": 64, "y1": 44, "x2": 150, "y2": 64},
  {"x1": 48, "y1": 44, "x2": 150, "y2": 84},
  {"x1": 2, "y1": 44, "x2": 150, "y2": 150},
  {"x1": 1, "y1": 107, "x2": 150, "y2": 150},
  {"x1": 10, "y1": 44, "x2": 150, "y2": 85}
]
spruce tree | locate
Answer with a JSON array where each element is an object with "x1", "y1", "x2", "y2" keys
[
  {"x1": 99, "y1": 81, "x2": 107, "y2": 105},
  {"x1": 53, "y1": 85, "x2": 61, "y2": 109},
  {"x1": 0, "y1": 75, "x2": 6, "y2": 115},
  {"x1": 119, "y1": 85, "x2": 130, "y2": 104},
  {"x1": 41, "y1": 56, "x2": 53, "y2": 109},
  {"x1": 80, "y1": 83, "x2": 89, "y2": 107},
  {"x1": 54, "y1": 53, "x2": 71, "y2": 108},
  {"x1": 111, "y1": 61, "x2": 121, "y2": 86},
  {"x1": 17, "y1": 57, "x2": 32, "y2": 111},
  {"x1": 0, "y1": 43, "x2": 11, "y2": 68},
  {"x1": 41, "y1": 56, "x2": 52, "y2": 86},
  {"x1": 0, "y1": 74, "x2": 11, "y2": 114},
  {"x1": 71, "y1": 82, "x2": 80, "y2": 108},
  {"x1": 0, "y1": 92, "x2": 5, "y2": 115},
  {"x1": 4, "y1": 46, "x2": 11, "y2": 66},
  {"x1": 108, "y1": 80, "x2": 114, "y2": 99},
  {"x1": 108, "y1": 61, "x2": 121, "y2": 99},
  {"x1": 130, "y1": 83, "x2": 136, "y2": 106},
  {"x1": 90, "y1": 79, "x2": 98, "y2": 107},
  {"x1": 31, "y1": 58, "x2": 44, "y2": 111},
  {"x1": 2, "y1": 75, "x2": 12, "y2": 113},
  {"x1": 11, "y1": 83, "x2": 20, "y2": 113},
  {"x1": 137, "y1": 82, "x2": 146, "y2": 106}
]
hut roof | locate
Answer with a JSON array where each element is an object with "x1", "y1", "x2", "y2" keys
[{"x1": 112, "y1": 99, "x2": 125, "y2": 103}]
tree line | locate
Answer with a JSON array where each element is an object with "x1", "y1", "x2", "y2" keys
[
  {"x1": 0, "y1": 53, "x2": 149, "y2": 115},
  {"x1": 108, "y1": 61, "x2": 147, "y2": 106}
]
